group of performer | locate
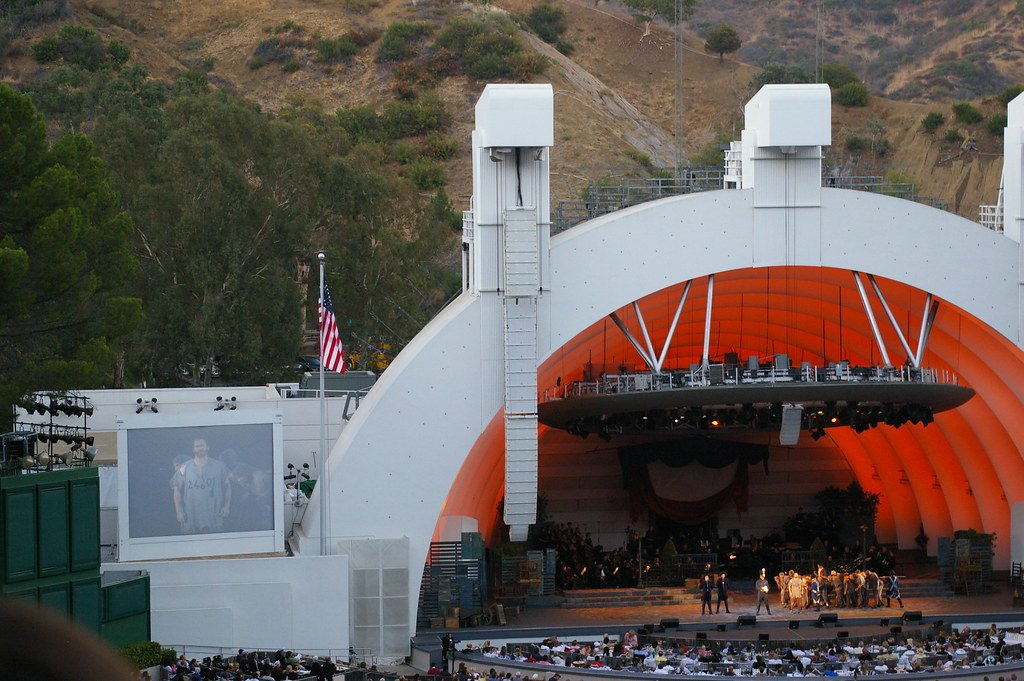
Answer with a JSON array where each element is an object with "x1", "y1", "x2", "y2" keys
[{"x1": 698, "y1": 566, "x2": 904, "y2": 614}]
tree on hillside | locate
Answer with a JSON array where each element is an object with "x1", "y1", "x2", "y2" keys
[
  {"x1": 622, "y1": 0, "x2": 696, "y2": 31},
  {"x1": 0, "y1": 83, "x2": 141, "y2": 424},
  {"x1": 704, "y1": 23, "x2": 741, "y2": 63}
]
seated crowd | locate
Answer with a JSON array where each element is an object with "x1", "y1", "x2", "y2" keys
[
  {"x1": 158, "y1": 648, "x2": 344, "y2": 681},
  {"x1": 458, "y1": 625, "x2": 1024, "y2": 677}
]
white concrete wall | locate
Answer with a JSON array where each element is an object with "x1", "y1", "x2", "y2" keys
[{"x1": 104, "y1": 554, "x2": 348, "y2": 653}]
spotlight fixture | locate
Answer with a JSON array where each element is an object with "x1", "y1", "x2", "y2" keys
[
  {"x1": 136, "y1": 397, "x2": 159, "y2": 414},
  {"x1": 228, "y1": 396, "x2": 237, "y2": 410},
  {"x1": 215, "y1": 396, "x2": 226, "y2": 411},
  {"x1": 83, "y1": 446, "x2": 99, "y2": 462}
]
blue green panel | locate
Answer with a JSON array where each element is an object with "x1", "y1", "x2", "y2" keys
[
  {"x1": 69, "y1": 477, "x2": 100, "y2": 571},
  {"x1": 103, "y1": 576, "x2": 149, "y2": 621},
  {"x1": 3, "y1": 585, "x2": 36, "y2": 601},
  {"x1": 101, "y1": 612, "x2": 151, "y2": 649},
  {"x1": 71, "y1": 577, "x2": 102, "y2": 634},
  {"x1": 38, "y1": 581, "x2": 70, "y2": 615},
  {"x1": 3, "y1": 486, "x2": 38, "y2": 582},
  {"x1": 37, "y1": 482, "x2": 70, "y2": 578}
]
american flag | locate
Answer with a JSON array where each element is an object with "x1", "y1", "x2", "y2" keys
[{"x1": 318, "y1": 283, "x2": 346, "y2": 373}]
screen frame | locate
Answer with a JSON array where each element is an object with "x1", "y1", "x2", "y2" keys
[{"x1": 116, "y1": 409, "x2": 285, "y2": 562}]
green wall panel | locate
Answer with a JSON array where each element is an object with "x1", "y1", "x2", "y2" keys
[
  {"x1": 3, "y1": 487, "x2": 38, "y2": 582},
  {"x1": 69, "y1": 477, "x2": 100, "y2": 571},
  {"x1": 71, "y1": 577, "x2": 102, "y2": 634},
  {"x1": 103, "y1": 576, "x2": 149, "y2": 621},
  {"x1": 38, "y1": 581, "x2": 70, "y2": 615},
  {"x1": 3, "y1": 585, "x2": 36, "y2": 601},
  {"x1": 101, "y1": 612, "x2": 151, "y2": 649},
  {"x1": 37, "y1": 482, "x2": 70, "y2": 577}
]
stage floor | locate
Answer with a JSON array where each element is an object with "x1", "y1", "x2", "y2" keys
[{"x1": 419, "y1": 587, "x2": 1024, "y2": 642}]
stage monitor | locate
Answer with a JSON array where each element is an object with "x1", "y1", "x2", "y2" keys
[
  {"x1": 890, "y1": 625, "x2": 903, "y2": 634},
  {"x1": 789, "y1": 620, "x2": 800, "y2": 630},
  {"x1": 117, "y1": 410, "x2": 284, "y2": 561},
  {"x1": 661, "y1": 617, "x2": 680, "y2": 630},
  {"x1": 903, "y1": 610, "x2": 923, "y2": 623},
  {"x1": 716, "y1": 624, "x2": 727, "y2": 632},
  {"x1": 837, "y1": 631, "x2": 849, "y2": 639},
  {"x1": 738, "y1": 615, "x2": 756, "y2": 626},
  {"x1": 817, "y1": 612, "x2": 838, "y2": 627},
  {"x1": 758, "y1": 633, "x2": 770, "y2": 642},
  {"x1": 695, "y1": 632, "x2": 707, "y2": 640}
]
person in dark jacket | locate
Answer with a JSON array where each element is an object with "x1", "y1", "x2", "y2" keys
[
  {"x1": 716, "y1": 572, "x2": 731, "y2": 613},
  {"x1": 700, "y1": 573, "x2": 715, "y2": 614}
]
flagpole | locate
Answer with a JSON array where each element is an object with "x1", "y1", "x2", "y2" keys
[{"x1": 318, "y1": 251, "x2": 329, "y2": 556}]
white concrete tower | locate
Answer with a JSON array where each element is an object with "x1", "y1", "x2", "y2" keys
[{"x1": 464, "y1": 85, "x2": 553, "y2": 541}]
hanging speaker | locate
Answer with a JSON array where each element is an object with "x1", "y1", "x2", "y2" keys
[{"x1": 779, "y1": 404, "x2": 804, "y2": 445}]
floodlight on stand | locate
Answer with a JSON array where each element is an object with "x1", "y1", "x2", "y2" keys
[
  {"x1": 83, "y1": 446, "x2": 98, "y2": 462},
  {"x1": 215, "y1": 396, "x2": 225, "y2": 411},
  {"x1": 136, "y1": 398, "x2": 145, "y2": 414},
  {"x1": 21, "y1": 456, "x2": 35, "y2": 469},
  {"x1": 54, "y1": 450, "x2": 70, "y2": 465},
  {"x1": 228, "y1": 396, "x2": 237, "y2": 410},
  {"x1": 150, "y1": 398, "x2": 158, "y2": 413},
  {"x1": 37, "y1": 453, "x2": 51, "y2": 466}
]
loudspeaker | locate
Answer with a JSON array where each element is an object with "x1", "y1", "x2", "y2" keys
[
  {"x1": 789, "y1": 620, "x2": 800, "y2": 630},
  {"x1": 890, "y1": 625, "x2": 903, "y2": 634},
  {"x1": 903, "y1": 611, "x2": 923, "y2": 623},
  {"x1": 880, "y1": 618, "x2": 890, "y2": 626},
  {"x1": 758, "y1": 633, "x2": 770, "y2": 642},
  {"x1": 660, "y1": 618, "x2": 680, "y2": 630},
  {"x1": 779, "y1": 404, "x2": 804, "y2": 446},
  {"x1": 816, "y1": 612, "x2": 838, "y2": 627},
  {"x1": 716, "y1": 624, "x2": 727, "y2": 632},
  {"x1": 696, "y1": 632, "x2": 707, "y2": 640},
  {"x1": 838, "y1": 631, "x2": 849, "y2": 639},
  {"x1": 737, "y1": 615, "x2": 757, "y2": 626}
]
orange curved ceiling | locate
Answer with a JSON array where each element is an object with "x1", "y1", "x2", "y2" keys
[{"x1": 443, "y1": 266, "x2": 1023, "y2": 566}]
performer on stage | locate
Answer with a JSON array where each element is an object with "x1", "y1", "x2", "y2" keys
[
  {"x1": 716, "y1": 572, "x2": 731, "y2": 614},
  {"x1": 755, "y1": 568, "x2": 772, "y2": 615},
  {"x1": 700, "y1": 572, "x2": 714, "y2": 615},
  {"x1": 886, "y1": 571, "x2": 904, "y2": 608}
]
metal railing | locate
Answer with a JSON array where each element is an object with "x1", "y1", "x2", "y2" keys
[
  {"x1": 545, "y1": 363, "x2": 956, "y2": 403},
  {"x1": 980, "y1": 203, "x2": 1003, "y2": 232},
  {"x1": 552, "y1": 172, "x2": 949, "y2": 234}
]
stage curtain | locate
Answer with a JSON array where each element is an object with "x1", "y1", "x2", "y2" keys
[{"x1": 618, "y1": 439, "x2": 769, "y2": 524}]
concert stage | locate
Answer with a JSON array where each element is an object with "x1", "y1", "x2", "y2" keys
[{"x1": 418, "y1": 583, "x2": 1024, "y2": 643}]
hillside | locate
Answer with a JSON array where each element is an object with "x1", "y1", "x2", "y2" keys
[{"x1": 0, "y1": 0, "x2": 1011, "y2": 219}]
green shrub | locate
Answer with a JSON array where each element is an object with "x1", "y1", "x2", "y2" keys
[
  {"x1": 184, "y1": 37, "x2": 204, "y2": 51},
  {"x1": 999, "y1": 84, "x2": 1023, "y2": 106},
  {"x1": 423, "y1": 132, "x2": 458, "y2": 160},
  {"x1": 376, "y1": 21, "x2": 431, "y2": 63},
  {"x1": 952, "y1": 101, "x2": 983, "y2": 125},
  {"x1": 625, "y1": 148, "x2": 653, "y2": 169},
  {"x1": 527, "y1": 3, "x2": 568, "y2": 44},
  {"x1": 943, "y1": 128, "x2": 964, "y2": 144},
  {"x1": 391, "y1": 139, "x2": 419, "y2": 164},
  {"x1": 408, "y1": 157, "x2": 446, "y2": 189},
  {"x1": 121, "y1": 641, "x2": 164, "y2": 669},
  {"x1": 555, "y1": 38, "x2": 574, "y2": 55},
  {"x1": 382, "y1": 92, "x2": 450, "y2": 138},
  {"x1": 845, "y1": 135, "x2": 868, "y2": 152},
  {"x1": 58, "y1": 24, "x2": 106, "y2": 70},
  {"x1": 750, "y1": 63, "x2": 812, "y2": 89},
  {"x1": 337, "y1": 104, "x2": 382, "y2": 142},
  {"x1": 349, "y1": 27, "x2": 383, "y2": 47},
  {"x1": 835, "y1": 81, "x2": 869, "y2": 107},
  {"x1": 434, "y1": 17, "x2": 487, "y2": 54},
  {"x1": 821, "y1": 63, "x2": 858, "y2": 89},
  {"x1": 107, "y1": 39, "x2": 130, "y2": 66},
  {"x1": 986, "y1": 113, "x2": 1008, "y2": 137},
  {"x1": 920, "y1": 111, "x2": 944, "y2": 133},
  {"x1": 316, "y1": 35, "x2": 358, "y2": 63},
  {"x1": 282, "y1": 58, "x2": 301, "y2": 72},
  {"x1": 247, "y1": 56, "x2": 267, "y2": 70},
  {"x1": 31, "y1": 36, "x2": 60, "y2": 63},
  {"x1": 872, "y1": 138, "x2": 890, "y2": 156}
]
